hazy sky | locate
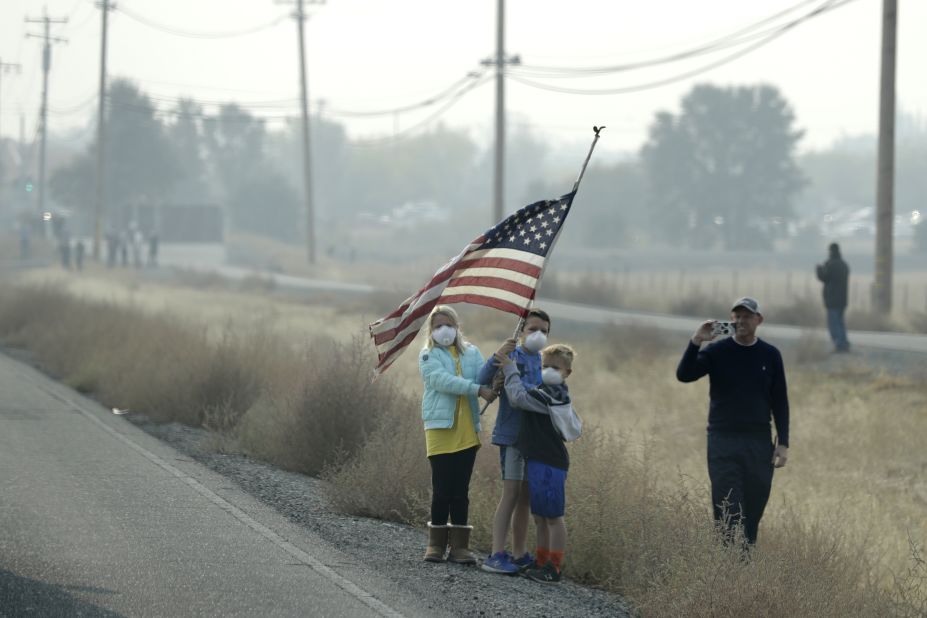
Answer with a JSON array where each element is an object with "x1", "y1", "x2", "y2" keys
[{"x1": 2, "y1": 0, "x2": 925, "y2": 160}]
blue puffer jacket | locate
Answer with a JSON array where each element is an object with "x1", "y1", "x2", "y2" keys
[
  {"x1": 478, "y1": 346, "x2": 542, "y2": 446},
  {"x1": 419, "y1": 343, "x2": 485, "y2": 431}
]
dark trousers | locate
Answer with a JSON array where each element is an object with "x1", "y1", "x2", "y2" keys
[
  {"x1": 826, "y1": 307, "x2": 850, "y2": 351},
  {"x1": 707, "y1": 432, "x2": 775, "y2": 545},
  {"x1": 428, "y1": 446, "x2": 478, "y2": 526}
]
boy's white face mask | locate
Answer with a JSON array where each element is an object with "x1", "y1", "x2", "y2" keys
[
  {"x1": 541, "y1": 366, "x2": 564, "y2": 386},
  {"x1": 523, "y1": 330, "x2": 548, "y2": 353},
  {"x1": 431, "y1": 325, "x2": 457, "y2": 347}
]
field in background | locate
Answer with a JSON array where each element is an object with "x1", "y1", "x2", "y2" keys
[
  {"x1": 224, "y1": 232, "x2": 927, "y2": 332},
  {"x1": 2, "y1": 267, "x2": 926, "y2": 615}
]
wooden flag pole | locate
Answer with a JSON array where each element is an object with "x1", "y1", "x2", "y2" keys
[{"x1": 480, "y1": 126, "x2": 605, "y2": 415}]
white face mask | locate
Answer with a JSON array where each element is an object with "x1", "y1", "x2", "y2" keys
[
  {"x1": 541, "y1": 366, "x2": 564, "y2": 386},
  {"x1": 523, "y1": 330, "x2": 548, "y2": 353},
  {"x1": 431, "y1": 325, "x2": 457, "y2": 347}
]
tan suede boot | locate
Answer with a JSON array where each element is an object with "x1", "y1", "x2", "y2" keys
[
  {"x1": 446, "y1": 524, "x2": 477, "y2": 564},
  {"x1": 424, "y1": 522, "x2": 448, "y2": 562}
]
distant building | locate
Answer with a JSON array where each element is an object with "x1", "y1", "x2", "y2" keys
[{"x1": 136, "y1": 203, "x2": 226, "y2": 266}]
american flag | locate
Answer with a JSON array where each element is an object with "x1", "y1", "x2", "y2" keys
[{"x1": 369, "y1": 191, "x2": 576, "y2": 375}]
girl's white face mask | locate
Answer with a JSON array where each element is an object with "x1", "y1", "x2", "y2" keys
[
  {"x1": 432, "y1": 325, "x2": 457, "y2": 347},
  {"x1": 541, "y1": 366, "x2": 564, "y2": 386},
  {"x1": 523, "y1": 330, "x2": 548, "y2": 353}
]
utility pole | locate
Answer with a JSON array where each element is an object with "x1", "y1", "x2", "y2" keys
[
  {"x1": 94, "y1": 0, "x2": 114, "y2": 260},
  {"x1": 0, "y1": 58, "x2": 23, "y2": 142},
  {"x1": 872, "y1": 0, "x2": 897, "y2": 315},
  {"x1": 278, "y1": 0, "x2": 324, "y2": 264},
  {"x1": 25, "y1": 10, "x2": 67, "y2": 217},
  {"x1": 482, "y1": 0, "x2": 519, "y2": 224}
]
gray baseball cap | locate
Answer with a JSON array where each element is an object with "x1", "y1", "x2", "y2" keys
[{"x1": 731, "y1": 296, "x2": 761, "y2": 314}]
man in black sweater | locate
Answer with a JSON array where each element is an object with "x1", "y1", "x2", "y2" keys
[
  {"x1": 676, "y1": 296, "x2": 789, "y2": 546},
  {"x1": 816, "y1": 242, "x2": 851, "y2": 352}
]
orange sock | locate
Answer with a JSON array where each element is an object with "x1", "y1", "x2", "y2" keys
[
  {"x1": 548, "y1": 550, "x2": 564, "y2": 573},
  {"x1": 535, "y1": 547, "x2": 550, "y2": 567}
]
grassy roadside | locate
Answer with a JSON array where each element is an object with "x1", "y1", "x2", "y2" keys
[{"x1": 1, "y1": 271, "x2": 925, "y2": 616}]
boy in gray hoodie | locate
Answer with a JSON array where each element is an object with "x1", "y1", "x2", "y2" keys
[{"x1": 494, "y1": 344, "x2": 580, "y2": 584}]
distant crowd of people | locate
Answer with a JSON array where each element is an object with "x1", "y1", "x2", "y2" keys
[
  {"x1": 52, "y1": 222, "x2": 159, "y2": 271},
  {"x1": 103, "y1": 224, "x2": 159, "y2": 269}
]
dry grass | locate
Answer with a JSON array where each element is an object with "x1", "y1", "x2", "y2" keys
[
  {"x1": 1, "y1": 268, "x2": 926, "y2": 616},
  {"x1": 237, "y1": 336, "x2": 416, "y2": 476}
]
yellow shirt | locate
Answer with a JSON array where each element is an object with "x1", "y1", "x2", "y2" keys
[{"x1": 425, "y1": 346, "x2": 481, "y2": 457}]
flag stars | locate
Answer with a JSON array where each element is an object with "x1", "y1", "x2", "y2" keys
[
  {"x1": 530, "y1": 225, "x2": 538, "y2": 233},
  {"x1": 545, "y1": 229, "x2": 553, "y2": 236},
  {"x1": 534, "y1": 233, "x2": 542, "y2": 241},
  {"x1": 540, "y1": 221, "x2": 549, "y2": 228},
  {"x1": 522, "y1": 237, "x2": 531, "y2": 245},
  {"x1": 539, "y1": 242, "x2": 547, "y2": 250}
]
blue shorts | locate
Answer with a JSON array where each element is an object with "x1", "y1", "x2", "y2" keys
[{"x1": 526, "y1": 460, "x2": 567, "y2": 518}]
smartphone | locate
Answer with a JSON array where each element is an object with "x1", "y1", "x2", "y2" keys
[{"x1": 710, "y1": 321, "x2": 735, "y2": 338}]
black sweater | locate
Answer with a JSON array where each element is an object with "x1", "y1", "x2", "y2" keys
[
  {"x1": 676, "y1": 337, "x2": 789, "y2": 447},
  {"x1": 816, "y1": 256, "x2": 849, "y2": 309}
]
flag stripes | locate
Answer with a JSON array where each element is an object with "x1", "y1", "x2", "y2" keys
[{"x1": 369, "y1": 191, "x2": 575, "y2": 374}]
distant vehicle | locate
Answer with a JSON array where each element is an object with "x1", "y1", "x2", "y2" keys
[
  {"x1": 389, "y1": 200, "x2": 450, "y2": 229},
  {"x1": 356, "y1": 200, "x2": 449, "y2": 230},
  {"x1": 819, "y1": 206, "x2": 921, "y2": 239}
]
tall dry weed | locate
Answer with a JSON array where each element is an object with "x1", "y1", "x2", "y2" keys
[
  {"x1": 321, "y1": 391, "x2": 428, "y2": 523},
  {"x1": 237, "y1": 336, "x2": 413, "y2": 476}
]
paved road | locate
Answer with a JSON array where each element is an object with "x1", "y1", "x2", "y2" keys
[
  {"x1": 539, "y1": 300, "x2": 927, "y2": 355},
  {"x1": 0, "y1": 352, "x2": 432, "y2": 618}
]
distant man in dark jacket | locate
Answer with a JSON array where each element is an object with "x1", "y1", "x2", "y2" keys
[
  {"x1": 676, "y1": 297, "x2": 789, "y2": 547},
  {"x1": 816, "y1": 242, "x2": 850, "y2": 352}
]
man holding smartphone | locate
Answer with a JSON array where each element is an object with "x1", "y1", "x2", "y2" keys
[{"x1": 675, "y1": 296, "x2": 789, "y2": 547}]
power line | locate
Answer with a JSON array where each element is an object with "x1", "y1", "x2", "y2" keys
[
  {"x1": 326, "y1": 70, "x2": 487, "y2": 118},
  {"x1": 349, "y1": 72, "x2": 493, "y2": 148},
  {"x1": 116, "y1": 5, "x2": 289, "y2": 39},
  {"x1": 106, "y1": 67, "x2": 488, "y2": 120},
  {"x1": 507, "y1": 0, "x2": 853, "y2": 96},
  {"x1": 513, "y1": 0, "x2": 832, "y2": 78},
  {"x1": 47, "y1": 92, "x2": 98, "y2": 115}
]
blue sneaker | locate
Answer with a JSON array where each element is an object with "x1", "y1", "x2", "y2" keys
[
  {"x1": 513, "y1": 552, "x2": 535, "y2": 572},
  {"x1": 481, "y1": 551, "x2": 519, "y2": 574}
]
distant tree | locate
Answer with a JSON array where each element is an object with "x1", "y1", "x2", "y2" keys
[
  {"x1": 345, "y1": 124, "x2": 479, "y2": 218},
  {"x1": 641, "y1": 83, "x2": 806, "y2": 249},
  {"x1": 265, "y1": 114, "x2": 350, "y2": 227},
  {"x1": 203, "y1": 104, "x2": 303, "y2": 241},
  {"x1": 203, "y1": 103, "x2": 266, "y2": 196},
  {"x1": 167, "y1": 98, "x2": 211, "y2": 203},
  {"x1": 50, "y1": 79, "x2": 180, "y2": 227}
]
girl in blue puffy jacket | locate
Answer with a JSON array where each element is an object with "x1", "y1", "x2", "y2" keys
[{"x1": 419, "y1": 305, "x2": 496, "y2": 565}]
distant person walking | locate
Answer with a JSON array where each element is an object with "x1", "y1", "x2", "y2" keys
[
  {"x1": 816, "y1": 242, "x2": 850, "y2": 352},
  {"x1": 419, "y1": 305, "x2": 496, "y2": 564},
  {"x1": 676, "y1": 297, "x2": 790, "y2": 547}
]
